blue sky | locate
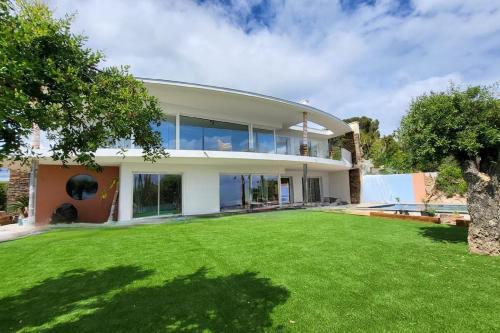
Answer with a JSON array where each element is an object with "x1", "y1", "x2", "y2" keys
[{"x1": 48, "y1": 0, "x2": 500, "y2": 134}]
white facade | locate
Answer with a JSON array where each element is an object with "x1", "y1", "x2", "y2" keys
[{"x1": 36, "y1": 79, "x2": 355, "y2": 222}]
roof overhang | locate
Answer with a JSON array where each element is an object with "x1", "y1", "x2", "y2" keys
[{"x1": 138, "y1": 78, "x2": 352, "y2": 137}]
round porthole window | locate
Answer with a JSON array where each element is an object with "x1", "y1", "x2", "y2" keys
[{"x1": 66, "y1": 174, "x2": 98, "y2": 200}]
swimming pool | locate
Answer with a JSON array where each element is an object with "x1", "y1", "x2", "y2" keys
[{"x1": 368, "y1": 204, "x2": 468, "y2": 214}]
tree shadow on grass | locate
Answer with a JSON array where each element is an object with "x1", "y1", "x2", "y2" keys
[
  {"x1": 51, "y1": 267, "x2": 290, "y2": 333},
  {"x1": 0, "y1": 266, "x2": 153, "y2": 333},
  {"x1": 0, "y1": 266, "x2": 290, "y2": 333},
  {"x1": 419, "y1": 225, "x2": 468, "y2": 244}
]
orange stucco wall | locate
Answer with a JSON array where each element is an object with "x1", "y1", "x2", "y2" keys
[
  {"x1": 412, "y1": 172, "x2": 427, "y2": 203},
  {"x1": 36, "y1": 165, "x2": 119, "y2": 225}
]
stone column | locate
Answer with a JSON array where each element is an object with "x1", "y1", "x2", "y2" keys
[
  {"x1": 300, "y1": 112, "x2": 309, "y2": 156},
  {"x1": 31, "y1": 124, "x2": 40, "y2": 150},
  {"x1": 6, "y1": 168, "x2": 30, "y2": 207},
  {"x1": 349, "y1": 168, "x2": 361, "y2": 204}
]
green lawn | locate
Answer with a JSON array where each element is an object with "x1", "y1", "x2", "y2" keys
[{"x1": 0, "y1": 211, "x2": 499, "y2": 332}]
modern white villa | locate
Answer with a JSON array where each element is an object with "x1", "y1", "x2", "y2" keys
[{"x1": 7, "y1": 79, "x2": 361, "y2": 224}]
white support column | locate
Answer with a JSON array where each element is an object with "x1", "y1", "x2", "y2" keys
[
  {"x1": 26, "y1": 161, "x2": 38, "y2": 225},
  {"x1": 118, "y1": 164, "x2": 133, "y2": 222}
]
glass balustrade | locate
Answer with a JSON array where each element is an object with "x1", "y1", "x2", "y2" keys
[{"x1": 100, "y1": 115, "x2": 340, "y2": 160}]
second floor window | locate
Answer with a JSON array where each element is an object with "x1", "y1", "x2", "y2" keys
[
  {"x1": 152, "y1": 115, "x2": 176, "y2": 149},
  {"x1": 253, "y1": 128, "x2": 275, "y2": 153},
  {"x1": 180, "y1": 116, "x2": 249, "y2": 152}
]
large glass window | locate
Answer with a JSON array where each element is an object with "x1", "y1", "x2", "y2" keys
[
  {"x1": 253, "y1": 128, "x2": 275, "y2": 153},
  {"x1": 133, "y1": 174, "x2": 159, "y2": 218},
  {"x1": 251, "y1": 175, "x2": 279, "y2": 205},
  {"x1": 220, "y1": 175, "x2": 250, "y2": 210},
  {"x1": 275, "y1": 133, "x2": 329, "y2": 158},
  {"x1": 302, "y1": 177, "x2": 321, "y2": 202},
  {"x1": 220, "y1": 174, "x2": 279, "y2": 210},
  {"x1": 180, "y1": 116, "x2": 249, "y2": 151},
  {"x1": 276, "y1": 136, "x2": 290, "y2": 155},
  {"x1": 159, "y1": 175, "x2": 182, "y2": 215},
  {"x1": 133, "y1": 173, "x2": 181, "y2": 218},
  {"x1": 309, "y1": 139, "x2": 329, "y2": 158},
  {"x1": 152, "y1": 115, "x2": 176, "y2": 149}
]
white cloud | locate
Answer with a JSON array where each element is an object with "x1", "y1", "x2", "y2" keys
[{"x1": 47, "y1": 0, "x2": 500, "y2": 134}]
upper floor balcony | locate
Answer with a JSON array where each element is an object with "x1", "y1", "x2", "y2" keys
[
  {"x1": 104, "y1": 113, "x2": 352, "y2": 165},
  {"x1": 35, "y1": 79, "x2": 354, "y2": 168}
]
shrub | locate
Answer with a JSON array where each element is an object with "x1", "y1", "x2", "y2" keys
[
  {"x1": 0, "y1": 183, "x2": 7, "y2": 211},
  {"x1": 436, "y1": 157, "x2": 467, "y2": 197},
  {"x1": 7, "y1": 195, "x2": 29, "y2": 217}
]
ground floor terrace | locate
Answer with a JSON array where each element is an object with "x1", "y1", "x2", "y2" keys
[
  {"x1": 31, "y1": 157, "x2": 354, "y2": 224},
  {"x1": 0, "y1": 210, "x2": 498, "y2": 332}
]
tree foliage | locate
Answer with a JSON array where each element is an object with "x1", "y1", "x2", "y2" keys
[
  {"x1": 344, "y1": 116, "x2": 380, "y2": 158},
  {"x1": 0, "y1": 0, "x2": 168, "y2": 168},
  {"x1": 400, "y1": 84, "x2": 499, "y2": 173},
  {"x1": 344, "y1": 116, "x2": 412, "y2": 173},
  {"x1": 370, "y1": 133, "x2": 412, "y2": 174},
  {"x1": 435, "y1": 157, "x2": 467, "y2": 197},
  {"x1": 400, "y1": 84, "x2": 499, "y2": 255}
]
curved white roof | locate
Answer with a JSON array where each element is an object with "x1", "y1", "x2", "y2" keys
[{"x1": 137, "y1": 77, "x2": 352, "y2": 137}]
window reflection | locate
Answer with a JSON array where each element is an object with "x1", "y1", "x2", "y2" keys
[
  {"x1": 152, "y1": 115, "x2": 176, "y2": 149},
  {"x1": 219, "y1": 175, "x2": 250, "y2": 210},
  {"x1": 133, "y1": 173, "x2": 181, "y2": 218},
  {"x1": 220, "y1": 174, "x2": 279, "y2": 211},
  {"x1": 276, "y1": 136, "x2": 290, "y2": 155},
  {"x1": 253, "y1": 128, "x2": 275, "y2": 153},
  {"x1": 180, "y1": 116, "x2": 249, "y2": 151},
  {"x1": 251, "y1": 175, "x2": 279, "y2": 206}
]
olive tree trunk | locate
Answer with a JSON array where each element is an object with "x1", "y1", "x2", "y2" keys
[{"x1": 461, "y1": 159, "x2": 500, "y2": 255}]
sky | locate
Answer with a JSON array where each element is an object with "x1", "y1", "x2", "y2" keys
[{"x1": 46, "y1": 0, "x2": 500, "y2": 134}]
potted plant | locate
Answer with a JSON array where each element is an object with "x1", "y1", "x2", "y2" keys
[
  {"x1": 394, "y1": 197, "x2": 404, "y2": 214},
  {"x1": 7, "y1": 195, "x2": 29, "y2": 225},
  {"x1": 421, "y1": 207, "x2": 437, "y2": 217}
]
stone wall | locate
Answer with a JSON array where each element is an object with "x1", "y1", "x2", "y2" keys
[
  {"x1": 349, "y1": 168, "x2": 361, "y2": 204},
  {"x1": 329, "y1": 131, "x2": 361, "y2": 166},
  {"x1": 329, "y1": 127, "x2": 362, "y2": 204},
  {"x1": 7, "y1": 168, "x2": 30, "y2": 206}
]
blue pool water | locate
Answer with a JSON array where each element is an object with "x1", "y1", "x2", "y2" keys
[{"x1": 369, "y1": 204, "x2": 468, "y2": 214}]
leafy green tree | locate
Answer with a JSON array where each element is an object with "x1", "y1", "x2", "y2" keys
[
  {"x1": 344, "y1": 116, "x2": 380, "y2": 158},
  {"x1": 0, "y1": 0, "x2": 167, "y2": 169},
  {"x1": 400, "y1": 84, "x2": 499, "y2": 255},
  {"x1": 435, "y1": 157, "x2": 467, "y2": 198},
  {"x1": 0, "y1": 182, "x2": 7, "y2": 210},
  {"x1": 370, "y1": 134, "x2": 412, "y2": 174}
]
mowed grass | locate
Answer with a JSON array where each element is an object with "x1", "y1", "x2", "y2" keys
[{"x1": 0, "y1": 210, "x2": 499, "y2": 332}]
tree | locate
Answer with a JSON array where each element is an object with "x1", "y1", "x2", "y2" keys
[
  {"x1": 400, "y1": 84, "x2": 499, "y2": 255},
  {"x1": 343, "y1": 116, "x2": 380, "y2": 158},
  {"x1": 435, "y1": 157, "x2": 467, "y2": 198},
  {"x1": 0, "y1": 0, "x2": 167, "y2": 169},
  {"x1": 370, "y1": 134, "x2": 412, "y2": 174}
]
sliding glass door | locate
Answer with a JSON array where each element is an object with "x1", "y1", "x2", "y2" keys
[
  {"x1": 220, "y1": 174, "x2": 279, "y2": 210},
  {"x1": 280, "y1": 177, "x2": 292, "y2": 204},
  {"x1": 307, "y1": 178, "x2": 321, "y2": 203},
  {"x1": 133, "y1": 174, "x2": 181, "y2": 218},
  {"x1": 251, "y1": 175, "x2": 279, "y2": 206},
  {"x1": 159, "y1": 175, "x2": 182, "y2": 215},
  {"x1": 219, "y1": 175, "x2": 250, "y2": 210}
]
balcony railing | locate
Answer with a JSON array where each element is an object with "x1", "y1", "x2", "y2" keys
[{"x1": 105, "y1": 140, "x2": 351, "y2": 163}]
